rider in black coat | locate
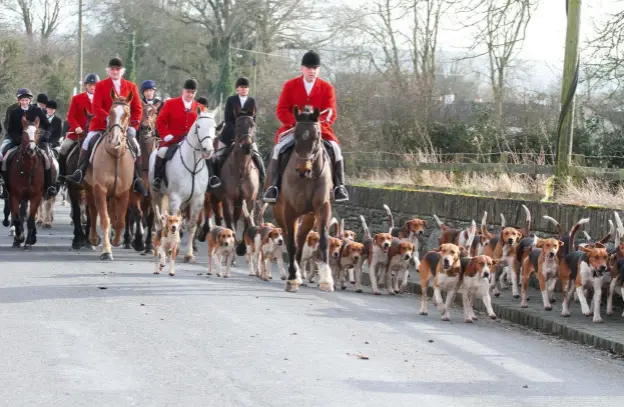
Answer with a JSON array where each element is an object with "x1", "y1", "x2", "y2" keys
[
  {"x1": 210, "y1": 77, "x2": 265, "y2": 189},
  {"x1": 0, "y1": 88, "x2": 55, "y2": 197}
]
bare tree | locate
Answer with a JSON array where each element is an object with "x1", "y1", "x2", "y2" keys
[
  {"x1": 460, "y1": 0, "x2": 538, "y2": 149},
  {"x1": 0, "y1": 0, "x2": 71, "y2": 39}
]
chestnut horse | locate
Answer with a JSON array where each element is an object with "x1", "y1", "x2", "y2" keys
[
  {"x1": 65, "y1": 109, "x2": 96, "y2": 249},
  {"x1": 83, "y1": 90, "x2": 136, "y2": 260},
  {"x1": 123, "y1": 101, "x2": 160, "y2": 254},
  {"x1": 210, "y1": 106, "x2": 260, "y2": 241},
  {"x1": 6, "y1": 117, "x2": 46, "y2": 249},
  {"x1": 271, "y1": 106, "x2": 334, "y2": 292}
]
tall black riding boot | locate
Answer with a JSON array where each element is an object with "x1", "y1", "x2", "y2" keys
[
  {"x1": 152, "y1": 156, "x2": 166, "y2": 192},
  {"x1": 262, "y1": 157, "x2": 280, "y2": 204},
  {"x1": 332, "y1": 159, "x2": 349, "y2": 203},
  {"x1": 66, "y1": 143, "x2": 92, "y2": 185},
  {"x1": 251, "y1": 148, "x2": 267, "y2": 188},
  {"x1": 133, "y1": 159, "x2": 148, "y2": 197},
  {"x1": 208, "y1": 155, "x2": 223, "y2": 190},
  {"x1": 44, "y1": 167, "x2": 58, "y2": 197}
]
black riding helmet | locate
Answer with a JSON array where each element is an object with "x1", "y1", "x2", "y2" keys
[
  {"x1": 16, "y1": 88, "x2": 33, "y2": 100},
  {"x1": 36, "y1": 93, "x2": 48, "y2": 105},
  {"x1": 84, "y1": 73, "x2": 100, "y2": 84}
]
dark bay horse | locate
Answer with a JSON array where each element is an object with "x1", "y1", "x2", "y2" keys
[
  {"x1": 271, "y1": 106, "x2": 334, "y2": 292},
  {"x1": 6, "y1": 117, "x2": 46, "y2": 249},
  {"x1": 123, "y1": 102, "x2": 160, "y2": 254},
  {"x1": 65, "y1": 109, "x2": 96, "y2": 249},
  {"x1": 210, "y1": 107, "x2": 260, "y2": 237}
]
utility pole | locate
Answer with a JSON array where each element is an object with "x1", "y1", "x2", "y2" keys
[
  {"x1": 76, "y1": 0, "x2": 83, "y2": 96},
  {"x1": 553, "y1": 0, "x2": 581, "y2": 197}
]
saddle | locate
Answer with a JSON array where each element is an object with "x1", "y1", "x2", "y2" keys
[
  {"x1": 278, "y1": 140, "x2": 335, "y2": 178},
  {"x1": 88, "y1": 132, "x2": 138, "y2": 164}
]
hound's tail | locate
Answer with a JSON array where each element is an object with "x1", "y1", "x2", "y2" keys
[
  {"x1": 521, "y1": 204, "x2": 531, "y2": 236},
  {"x1": 359, "y1": 215, "x2": 372, "y2": 241},
  {"x1": 383, "y1": 204, "x2": 395, "y2": 233},
  {"x1": 543, "y1": 215, "x2": 562, "y2": 238}
]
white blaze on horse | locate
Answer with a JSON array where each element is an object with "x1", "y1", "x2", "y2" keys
[{"x1": 149, "y1": 107, "x2": 218, "y2": 264}]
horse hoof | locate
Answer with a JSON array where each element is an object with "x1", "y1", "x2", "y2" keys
[
  {"x1": 43, "y1": 223, "x2": 52, "y2": 229},
  {"x1": 2, "y1": 219, "x2": 9, "y2": 227},
  {"x1": 100, "y1": 253, "x2": 114, "y2": 261},
  {"x1": 319, "y1": 282, "x2": 335, "y2": 292},
  {"x1": 23, "y1": 244, "x2": 31, "y2": 251},
  {"x1": 12, "y1": 241, "x2": 20, "y2": 247},
  {"x1": 285, "y1": 280, "x2": 300, "y2": 292},
  {"x1": 280, "y1": 276, "x2": 286, "y2": 280},
  {"x1": 72, "y1": 240, "x2": 83, "y2": 250},
  {"x1": 184, "y1": 255, "x2": 196, "y2": 264},
  {"x1": 132, "y1": 241, "x2": 145, "y2": 252}
]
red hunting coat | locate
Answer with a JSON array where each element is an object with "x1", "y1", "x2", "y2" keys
[
  {"x1": 88, "y1": 77, "x2": 142, "y2": 133},
  {"x1": 65, "y1": 92, "x2": 93, "y2": 141},
  {"x1": 274, "y1": 75, "x2": 338, "y2": 143},
  {"x1": 156, "y1": 97, "x2": 200, "y2": 148}
]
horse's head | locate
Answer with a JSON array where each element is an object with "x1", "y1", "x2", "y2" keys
[
  {"x1": 189, "y1": 105, "x2": 218, "y2": 159},
  {"x1": 234, "y1": 105, "x2": 256, "y2": 155},
  {"x1": 21, "y1": 116, "x2": 40, "y2": 156},
  {"x1": 141, "y1": 101, "x2": 160, "y2": 133},
  {"x1": 107, "y1": 88, "x2": 132, "y2": 149},
  {"x1": 292, "y1": 105, "x2": 321, "y2": 178}
]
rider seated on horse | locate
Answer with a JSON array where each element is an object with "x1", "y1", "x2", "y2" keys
[
  {"x1": 66, "y1": 57, "x2": 148, "y2": 197},
  {"x1": 196, "y1": 96, "x2": 209, "y2": 110},
  {"x1": 153, "y1": 78, "x2": 215, "y2": 192},
  {"x1": 58, "y1": 73, "x2": 98, "y2": 183},
  {"x1": 45, "y1": 100, "x2": 63, "y2": 150},
  {"x1": 141, "y1": 80, "x2": 162, "y2": 107},
  {"x1": 262, "y1": 50, "x2": 349, "y2": 204},
  {"x1": 211, "y1": 76, "x2": 266, "y2": 189},
  {"x1": 0, "y1": 88, "x2": 57, "y2": 197}
]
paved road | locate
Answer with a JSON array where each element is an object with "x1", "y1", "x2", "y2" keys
[{"x1": 1, "y1": 201, "x2": 623, "y2": 407}]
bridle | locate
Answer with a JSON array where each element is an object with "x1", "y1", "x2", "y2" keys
[
  {"x1": 106, "y1": 100, "x2": 130, "y2": 147},
  {"x1": 234, "y1": 115, "x2": 255, "y2": 146},
  {"x1": 179, "y1": 114, "x2": 216, "y2": 205}
]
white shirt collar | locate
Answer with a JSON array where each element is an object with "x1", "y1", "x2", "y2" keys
[
  {"x1": 239, "y1": 95, "x2": 247, "y2": 105},
  {"x1": 87, "y1": 92, "x2": 94, "y2": 101},
  {"x1": 183, "y1": 99, "x2": 192, "y2": 110},
  {"x1": 303, "y1": 76, "x2": 315, "y2": 95}
]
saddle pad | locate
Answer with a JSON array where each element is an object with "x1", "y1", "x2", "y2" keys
[
  {"x1": 88, "y1": 134, "x2": 138, "y2": 164},
  {"x1": 1, "y1": 146, "x2": 19, "y2": 171},
  {"x1": 88, "y1": 135, "x2": 105, "y2": 164}
]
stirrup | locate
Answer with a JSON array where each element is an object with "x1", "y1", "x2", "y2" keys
[
  {"x1": 47, "y1": 185, "x2": 58, "y2": 197},
  {"x1": 67, "y1": 169, "x2": 84, "y2": 184},
  {"x1": 263, "y1": 186, "x2": 279, "y2": 203},
  {"x1": 152, "y1": 177, "x2": 163, "y2": 191},
  {"x1": 333, "y1": 186, "x2": 349, "y2": 203},
  {"x1": 209, "y1": 176, "x2": 222, "y2": 189}
]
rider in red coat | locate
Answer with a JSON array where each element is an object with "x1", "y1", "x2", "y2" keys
[
  {"x1": 263, "y1": 50, "x2": 348, "y2": 203},
  {"x1": 58, "y1": 73, "x2": 98, "y2": 182},
  {"x1": 66, "y1": 57, "x2": 147, "y2": 196},
  {"x1": 152, "y1": 78, "x2": 219, "y2": 192}
]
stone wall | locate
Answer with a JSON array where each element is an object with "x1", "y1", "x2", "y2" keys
[{"x1": 266, "y1": 185, "x2": 616, "y2": 257}]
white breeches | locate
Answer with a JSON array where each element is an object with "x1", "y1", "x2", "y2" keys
[
  {"x1": 157, "y1": 146, "x2": 168, "y2": 158},
  {"x1": 59, "y1": 138, "x2": 76, "y2": 156},
  {"x1": 82, "y1": 129, "x2": 140, "y2": 156},
  {"x1": 271, "y1": 134, "x2": 342, "y2": 161},
  {"x1": 0, "y1": 139, "x2": 11, "y2": 159}
]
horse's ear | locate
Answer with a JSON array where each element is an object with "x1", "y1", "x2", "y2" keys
[
  {"x1": 110, "y1": 87, "x2": 116, "y2": 101},
  {"x1": 313, "y1": 107, "x2": 321, "y2": 121},
  {"x1": 293, "y1": 105, "x2": 300, "y2": 119},
  {"x1": 34, "y1": 116, "x2": 40, "y2": 126},
  {"x1": 83, "y1": 107, "x2": 89, "y2": 116},
  {"x1": 196, "y1": 105, "x2": 203, "y2": 116},
  {"x1": 234, "y1": 104, "x2": 240, "y2": 118},
  {"x1": 127, "y1": 90, "x2": 134, "y2": 103},
  {"x1": 21, "y1": 116, "x2": 28, "y2": 128},
  {"x1": 155, "y1": 101, "x2": 162, "y2": 109}
]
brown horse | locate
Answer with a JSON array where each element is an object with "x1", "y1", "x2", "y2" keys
[
  {"x1": 123, "y1": 102, "x2": 160, "y2": 254},
  {"x1": 83, "y1": 89, "x2": 136, "y2": 260},
  {"x1": 210, "y1": 106, "x2": 260, "y2": 237},
  {"x1": 65, "y1": 109, "x2": 96, "y2": 249},
  {"x1": 271, "y1": 106, "x2": 334, "y2": 292},
  {"x1": 6, "y1": 117, "x2": 46, "y2": 249}
]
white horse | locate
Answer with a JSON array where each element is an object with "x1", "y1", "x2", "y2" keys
[
  {"x1": 149, "y1": 107, "x2": 218, "y2": 264},
  {"x1": 36, "y1": 155, "x2": 59, "y2": 229}
]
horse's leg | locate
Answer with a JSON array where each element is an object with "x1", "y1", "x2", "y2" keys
[
  {"x1": 24, "y1": 194, "x2": 42, "y2": 249},
  {"x1": 36, "y1": 198, "x2": 43, "y2": 225},
  {"x1": 10, "y1": 194, "x2": 23, "y2": 246},
  {"x1": 3, "y1": 197, "x2": 10, "y2": 227},
  {"x1": 282, "y1": 204, "x2": 302, "y2": 292},
  {"x1": 69, "y1": 187, "x2": 85, "y2": 249},
  {"x1": 183, "y1": 199, "x2": 203, "y2": 264},
  {"x1": 112, "y1": 191, "x2": 129, "y2": 248},
  {"x1": 132, "y1": 197, "x2": 145, "y2": 252},
  {"x1": 296, "y1": 214, "x2": 315, "y2": 283},
  {"x1": 43, "y1": 197, "x2": 54, "y2": 228},
  {"x1": 93, "y1": 185, "x2": 112, "y2": 260},
  {"x1": 198, "y1": 193, "x2": 211, "y2": 242},
  {"x1": 123, "y1": 202, "x2": 134, "y2": 249},
  {"x1": 317, "y1": 202, "x2": 335, "y2": 292},
  {"x1": 144, "y1": 203, "x2": 154, "y2": 254}
]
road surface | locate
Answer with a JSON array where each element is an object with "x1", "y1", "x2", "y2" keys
[{"x1": 0, "y1": 201, "x2": 623, "y2": 406}]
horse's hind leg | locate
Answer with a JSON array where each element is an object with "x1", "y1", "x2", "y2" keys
[
  {"x1": 9, "y1": 195, "x2": 24, "y2": 246},
  {"x1": 317, "y1": 202, "x2": 334, "y2": 292},
  {"x1": 123, "y1": 203, "x2": 134, "y2": 249},
  {"x1": 282, "y1": 204, "x2": 302, "y2": 292},
  {"x1": 132, "y1": 198, "x2": 145, "y2": 252},
  {"x1": 183, "y1": 200, "x2": 203, "y2": 264},
  {"x1": 3, "y1": 197, "x2": 10, "y2": 227},
  {"x1": 111, "y1": 191, "x2": 129, "y2": 248},
  {"x1": 69, "y1": 187, "x2": 86, "y2": 249},
  {"x1": 24, "y1": 195, "x2": 42, "y2": 249},
  {"x1": 93, "y1": 185, "x2": 112, "y2": 260},
  {"x1": 143, "y1": 204, "x2": 154, "y2": 254}
]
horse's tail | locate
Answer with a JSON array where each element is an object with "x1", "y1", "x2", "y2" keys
[
  {"x1": 359, "y1": 215, "x2": 372, "y2": 241},
  {"x1": 383, "y1": 204, "x2": 394, "y2": 233}
]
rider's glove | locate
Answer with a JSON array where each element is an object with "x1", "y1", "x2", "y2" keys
[{"x1": 163, "y1": 134, "x2": 174, "y2": 142}]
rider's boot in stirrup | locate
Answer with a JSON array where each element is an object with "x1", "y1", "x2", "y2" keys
[
  {"x1": 332, "y1": 159, "x2": 349, "y2": 203},
  {"x1": 133, "y1": 159, "x2": 148, "y2": 197},
  {"x1": 262, "y1": 157, "x2": 280, "y2": 204},
  {"x1": 66, "y1": 143, "x2": 92, "y2": 185},
  {"x1": 152, "y1": 156, "x2": 165, "y2": 192}
]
